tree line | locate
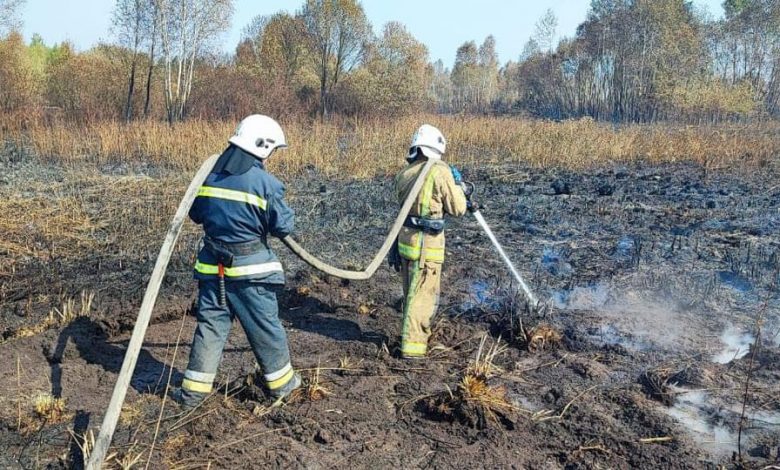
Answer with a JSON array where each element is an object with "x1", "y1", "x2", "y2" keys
[{"x1": 0, "y1": 0, "x2": 778, "y2": 124}]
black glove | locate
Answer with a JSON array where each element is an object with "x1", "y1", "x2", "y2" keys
[
  {"x1": 467, "y1": 199, "x2": 479, "y2": 213},
  {"x1": 388, "y1": 238, "x2": 402, "y2": 272}
]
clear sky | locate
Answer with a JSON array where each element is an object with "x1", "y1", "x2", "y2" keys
[{"x1": 20, "y1": 0, "x2": 725, "y2": 67}]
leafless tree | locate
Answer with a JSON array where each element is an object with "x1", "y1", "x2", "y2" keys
[
  {"x1": 112, "y1": 0, "x2": 157, "y2": 121},
  {"x1": 142, "y1": 0, "x2": 159, "y2": 117},
  {"x1": 478, "y1": 35, "x2": 499, "y2": 111},
  {"x1": 534, "y1": 8, "x2": 558, "y2": 54},
  {"x1": 157, "y1": 0, "x2": 234, "y2": 122},
  {"x1": 301, "y1": 0, "x2": 371, "y2": 119},
  {"x1": 0, "y1": 0, "x2": 26, "y2": 35},
  {"x1": 240, "y1": 14, "x2": 270, "y2": 68}
]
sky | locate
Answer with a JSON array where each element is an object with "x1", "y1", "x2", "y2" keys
[{"x1": 20, "y1": 0, "x2": 726, "y2": 67}]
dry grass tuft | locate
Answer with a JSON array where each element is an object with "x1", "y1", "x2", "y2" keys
[
  {"x1": 106, "y1": 441, "x2": 145, "y2": 470},
  {"x1": 468, "y1": 334, "x2": 508, "y2": 378},
  {"x1": 291, "y1": 365, "x2": 332, "y2": 402},
  {"x1": 5, "y1": 291, "x2": 95, "y2": 342},
  {"x1": 51, "y1": 290, "x2": 94, "y2": 323},
  {"x1": 68, "y1": 427, "x2": 95, "y2": 463},
  {"x1": 424, "y1": 335, "x2": 516, "y2": 429},
  {"x1": 336, "y1": 355, "x2": 363, "y2": 376},
  {"x1": 457, "y1": 374, "x2": 515, "y2": 420},
  {"x1": 252, "y1": 404, "x2": 270, "y2": 417},
  {"x1": 32, "y1": 393, "x2": 69, "y2": 423},
  {"x1": 525, "y1": 323, "x2": 563, "y2": 353},
  {"x1": 338, "y1": 356, "x2": 353, "y2": 370},
  {"x1": 119, "y1": 401, "x2": 143, "y2": 426}
]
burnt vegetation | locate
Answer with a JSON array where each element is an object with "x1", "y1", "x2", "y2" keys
[{"x1": 1, "y1": 0, "x2": 780, "y2": 468}]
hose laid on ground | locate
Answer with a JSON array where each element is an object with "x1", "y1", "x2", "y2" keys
[{"x1": 87, "y1": 154, "x2": 434, "y2": 468}]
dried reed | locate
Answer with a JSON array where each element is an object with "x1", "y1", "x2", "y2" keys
[{"x1": 3, "y1": 116, "x2": 777, "y2": 178}]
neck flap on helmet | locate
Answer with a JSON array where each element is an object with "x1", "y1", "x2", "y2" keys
[{"x1": 213, "y1": 144, "x2": 261, "y2": 175}]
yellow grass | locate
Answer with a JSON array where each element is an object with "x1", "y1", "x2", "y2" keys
[
  {"x1": 3, "y1": 115, "x2": 778, "y2": 178},
  {"x1": 0, "y1": 172, "x2": 197, "y2": 262},
  {"x1": 468, "y1": 334, "x2": 507, "y2": 378},
  {"x1": 32, "y1": 393, "x2": 68, "y2": 423},
  {"x1": 429, "y1": 335, "x2": 516, "y2": 427},
  {"x1": 6, "y1": 291, "x2": 95, "y2": 341},
  {"x1": 458, "y1": 374, "x2": 515, "y2": 419},
  {"x1": 0, "y1": 196, "x2": 99, "y2": 259}
]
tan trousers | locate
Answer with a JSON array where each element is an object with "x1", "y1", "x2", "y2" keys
[{"x1": 400, "y1": 259, "x2": 441, "y2": 357}]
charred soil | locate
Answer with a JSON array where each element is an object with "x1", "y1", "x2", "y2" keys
[{"x1": 1, "y1": 153, "x2": 779, "y2": 469}]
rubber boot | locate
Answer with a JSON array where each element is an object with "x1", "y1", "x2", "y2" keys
[
  {"x1": 173, "y1": 388, "x2": 206, "y2": 410},
  {"x1": 270, "y1": 372, "x2": 302, "y2": 400}
]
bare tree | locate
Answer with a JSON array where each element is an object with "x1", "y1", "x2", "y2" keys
[
  {"x1": 157, "y1": 0, "x2": 234, "y2": 123},
  {"x1": 534, "y1": 8, "x2": 558, "y2": 53},
  {"x1": 113, "y1": 0, "x2": 157, "y2": 122},
  {"x1": 301, "y1": 0, "x2": 371, "y2": 119},
  {"x1": 142, "y1": 0, "x2": 160, "y2": 118},
  {"x1": 239, "y1": 14, "x2": 270, "y2": 69},
  {"x1": 429, "y1": 59, "x2": 453, "y2": 113},
  {"x1": 0, "y1": 0, "x2": 26, "y2": 35},
  {"x1": 520, "y1": 38, "x2": 541, "y2": 62}
]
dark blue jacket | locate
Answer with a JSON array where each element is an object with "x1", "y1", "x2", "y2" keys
[{"x1": 189, "y1": 158, "x2": 294, "y2": 284}]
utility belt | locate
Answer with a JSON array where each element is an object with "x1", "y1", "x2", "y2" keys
[
  {"x1": 404, "y1": 216, "x2": 445, "y2": 235},
  {"x1": 203, "y1": 237, "x2": 268, "y2": 307},
  {"x1": 203, "y1": 236, "x2": 267, "y2": 267}
]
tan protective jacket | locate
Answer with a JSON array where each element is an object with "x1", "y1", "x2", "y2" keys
[{"x1": 394, "y1": 159, "x2": 467, "y2": 264}]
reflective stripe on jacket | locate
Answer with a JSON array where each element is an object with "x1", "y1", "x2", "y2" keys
[
  {"x1": 189, "y1": 159, "x2": 294, "y2": 284},
  {"x1": 394, "y1": 159, "x2": 467, "y2": 264}
]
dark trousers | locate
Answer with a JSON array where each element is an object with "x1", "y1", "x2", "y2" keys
[{"x1": 181, "y1": 280, "x2": 294, "y2": 405}]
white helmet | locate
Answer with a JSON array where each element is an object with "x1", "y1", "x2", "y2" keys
[
  {"x1": 409, "y1": 124, "x2": 446, "y2": 160},
  {"x1": 228, "y1": 114, "x2": 287, "y2": 160}
]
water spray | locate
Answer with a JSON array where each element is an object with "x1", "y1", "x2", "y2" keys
[
  {"x1": 89, "y1": 161, "x2": 534, "y2": 468},
  {"x1": 462, "y1": 182, "x2": 540, "y2": 308}
]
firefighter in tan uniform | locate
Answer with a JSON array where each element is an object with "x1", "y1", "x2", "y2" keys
[{"x1": 389, "y1": 124, "x2": 475, "y2": 359}]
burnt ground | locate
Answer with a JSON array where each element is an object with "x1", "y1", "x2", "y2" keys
[{"x1": 1, "y1": 148, "x2": 779, "y2": 469}]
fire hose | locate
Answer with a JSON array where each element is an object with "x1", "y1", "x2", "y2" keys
[
  {"x1": 87, "y1": 153, "x2": 542, "y2": 468},
  {"x1": 87, "y1": 154, "x2": 436, "y2": 468}
]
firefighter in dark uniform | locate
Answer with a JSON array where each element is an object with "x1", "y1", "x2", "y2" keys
[{"x1": 178, "y1": 115, "x2": 300, "y2": 408}]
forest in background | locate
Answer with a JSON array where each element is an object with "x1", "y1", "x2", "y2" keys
[{"x1": 0, "y1": 0, "x2": 779, "y2": 126}]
